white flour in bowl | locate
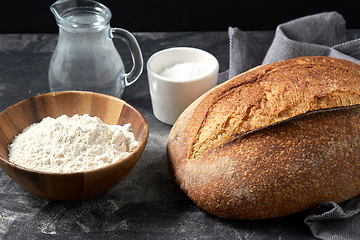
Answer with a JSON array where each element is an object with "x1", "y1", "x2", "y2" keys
[{"x1": 8, "y1": 114, "x2": 138, "y2": 173}]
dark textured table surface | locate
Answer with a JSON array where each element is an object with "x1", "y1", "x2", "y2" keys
[{"x1": 0, "y1": 30, "x2": 360, "y2": 239}]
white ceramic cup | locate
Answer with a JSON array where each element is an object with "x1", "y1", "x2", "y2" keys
[{"x1": 147, "y1": 47, "x2": 219, "y2": 125}]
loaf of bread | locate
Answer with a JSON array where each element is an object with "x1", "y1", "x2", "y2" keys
[{"x1": 166, "y1": 56, "x2": 360, "y2": 220}]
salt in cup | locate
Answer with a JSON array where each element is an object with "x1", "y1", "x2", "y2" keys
[{"x1": 147, "y1": 47, "x2": 219, "y2": 125}]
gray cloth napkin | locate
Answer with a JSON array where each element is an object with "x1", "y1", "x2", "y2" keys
[
  {"x1": 220, "y1": 11, "x2": 360, "y2": 240},
  {"x1": 218, "y1": 11, "x2": 360, "y2": 84}
]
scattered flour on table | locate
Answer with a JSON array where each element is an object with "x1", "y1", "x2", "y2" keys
[
  {"x1": 8, "y1": 114, "x2": 138, "y2": 173},
  {"x1": 158, "y1": 62, "x2": 210, "y2": 81}
]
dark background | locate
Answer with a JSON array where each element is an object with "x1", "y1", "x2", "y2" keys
[{"x1": 0, "y1": 0, "x2": 359, "y2": 33}]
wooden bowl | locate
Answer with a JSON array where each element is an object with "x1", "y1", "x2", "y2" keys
[{"x1": 0, "y1": 91, "x2": 149, "y2": 200}]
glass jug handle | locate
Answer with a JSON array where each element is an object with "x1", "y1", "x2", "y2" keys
[{"x1": 111, "y1": 28, "x2": 144, "y2": 86}]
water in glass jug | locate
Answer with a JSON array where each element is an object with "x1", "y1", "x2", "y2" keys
[{"x1": 49, "y1": 0, "x2": 143, "y2": 98}]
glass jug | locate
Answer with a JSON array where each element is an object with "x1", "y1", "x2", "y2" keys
[{"x1": 49, "y1": 0, "x2": 143, "y2": 98}]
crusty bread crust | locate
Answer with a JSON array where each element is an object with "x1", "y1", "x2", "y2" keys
[{"x1": 167, "y1": 56, "x2": 360, "y2": 219}]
